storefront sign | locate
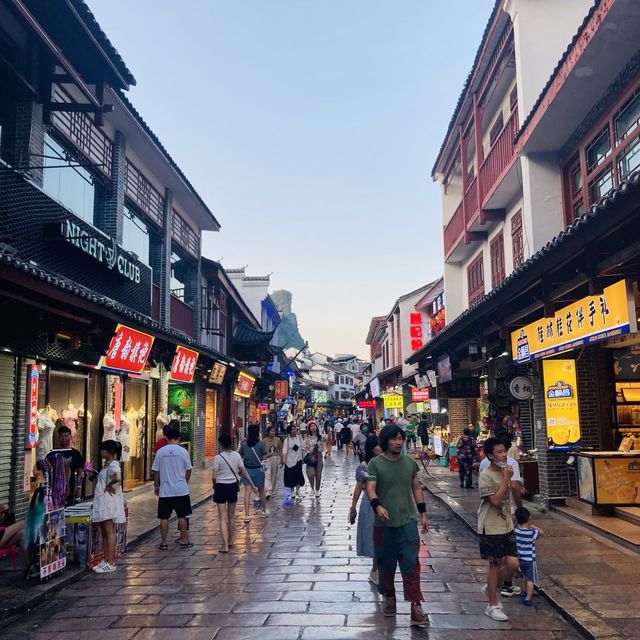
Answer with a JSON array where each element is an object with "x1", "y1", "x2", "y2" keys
[
  {"x1": 358, "y1": 400, "x2": 377, "y2": 408},
  {"x1": 511, "y1": 279, "x2": 636, "y2": 364},
  {"x1": 370, "y1": 377, "x2": 381, "y2": 398},
  {"x1": 275, "y1": 380, "x2": 288, "y2": 401},
  {"x1": 62, "y1": 219, "x2": 141, "y2": 283},
  {"x1": 543, "y1": 359, "x2": 581, "y2": 451},
  {"x1": 100, "y1": 324, "x2": 154, "y2": 374},
  {"x1": 311, "y1": 389, "x2": 328, "y2": 404},
  {"x1": 433, "y1": 434, "x2": 444, "y2": 456},
  {"x1": 427, "y1": 371, "x2": 437, "y2": 387},
  {"x1": 409, "y1": 312, "x2": 424, "y2": 352},
  {"x1": 509, "y1": 376, "x2": 534, "y2": 400},
  {"x1": 209, "y1": 361, "x2": 228, "y2": 385},
  {"x1": 235, "y1": 371, "x2": 256, "y2": 398},
  {"x1": 258, "y1": 402, "x2": 269, "y2": 414},
  {"x1": 204, "y1": 389, "x2": 216, "y2": 458},
  {"x1": 170, "y1": 346, "x2": 198, "y2": 383},
  {"x1": 296, "y1": 399, "x2": 306, "y2": 414},
  {"x1": 593, "y1": 457, "x2": 640, "y2": 504},
  {"x1": 26, "y1": 364, "x2": 39, "y2": 449},
  {"x1": 383, "y1": 394, "x2": 404, "y2": 409},
  {"x1": 411, "y1": 388, "x2": 430, "y2": 402}
]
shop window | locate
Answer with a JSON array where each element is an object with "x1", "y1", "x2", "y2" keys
[
  {"x1": 467, "y1": 252, "x2": 485, "y2": 306},
  {"x1": 170, "y1": 251, "x2": 187, "y2": 301},
  {"x1": 489, "y1": 111, "x2": 504, "y2": 147},
  {"x1": 123, "y1": 205, "x2": 150, "y2": 266},
  {"x1": 589, "y1": 167, "x2": 614, "y2": 203},
  {"x1": 122, "y1": 378, "x2": 152, "y2": 491},
  {"x1": 42, "y1": 133, "x2": 96, "y2": 224},
  {"x1": 586, "y1": 128, "x2": 611, "y2": 172},
  {"x1": 615, "y1": 91, "x2": 640, "y2": 143},
  {"x1": 570, "y1": 166, "x2": 582, "y2": 197},
  {"x1": 490, "y1": 231, "x2": 505, "y2": 289},
  {"x1": 618, "y1": 137, "x2": 640, "y2": 180}
]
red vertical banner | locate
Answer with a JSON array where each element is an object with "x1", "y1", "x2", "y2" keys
[
  {"x1": 275, "y1": 380, "x2": 288, "y2": 401},
  {"x1": 26, "y1": 364, "x2": 39, "y2": 449},
  {"x1": 113, "y1": 377, "x2": 122, "y2": 426}
]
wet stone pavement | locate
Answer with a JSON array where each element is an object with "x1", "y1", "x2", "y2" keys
[{"x1": 3, "y1": 453, "x2": 582, "y2": 640}]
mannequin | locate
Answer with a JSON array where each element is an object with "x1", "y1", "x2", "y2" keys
[
  {"x1": 102, "y1": 411, "x2": 117, "y2": 442},
  {"x1": 125, "y1": 406, "x2": 139, "y2": 458},
  {"x1": 155, "y1": 409, "x2": 169, "y2": 441},
  {"x1": 36, "y1": 407, "x2": 55, "y2": 459},
  {"x1": 61, "y1": 403, "x2": 78, "y2": 448},
  {"x1": 137, "y1": 405, "x2": 146, "y2": 456},
  {"x1": 117, "y1": 415, "x2": 131, "y2": 462}
]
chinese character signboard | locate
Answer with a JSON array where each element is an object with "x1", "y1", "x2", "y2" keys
[
  {"x1": 170, "y1": 346, "x2": 199, "y2": 383},
  {"x1": 100, "y1": 324, "x2": 154, "y2": 374},
  {"x1": 511, "y1": 280, "x2": 636, "y2": 364},
  {"x1": 543, "y1": 359, "x2": 581, "y2": 451},
  {"x1": 275, "y1": 380, "x2": 288, "y2": 401},
  {"x1": 383, "y1": 394, "x2": 404, "y2": 409},
  {"x1": 234, "y1": 371, "x2": 256, "y2": 398},
  {"x1": 209, "y1": 361, "x2": 228, "y2": 385},
  {"x1": 592, "y1": 457, "x2": 640, "y2": 505},
  {"x1": 26, "y1": 364, "x2": 39, "y2": 449},
  {"x1": 358, "y1": 400, "x2": 377, "y2": 408},
  {"x1": 409, "y1": 312, "x2": 424, "y2": 352},
  {"x1": 509, "y1": 376, "x2": 534, "y2": 400},
  {"x1": 411, "y1": 388, "x2": 430, "y2": 402}
]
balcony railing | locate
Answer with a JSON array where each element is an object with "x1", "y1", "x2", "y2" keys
[
  {"x1": 479, "y1": 107, "x2": 519, "y2": 202},
  {"x1": 464, "y1": 177, "x2": 479, "y2": 222},
  {"x1": 443, "y1": 201, "x2": 464, "y2": 258},
  {"x1": 170, "y1": 294, "x2": 194, "y2": 337}
]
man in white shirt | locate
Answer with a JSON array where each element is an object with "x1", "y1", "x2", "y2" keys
[
  {"x1": 151, "y1": 421, "x2": 193, "y2": 550},
  {"x1": 334, "y1": 419, "x2": 344, "y2": 450}
]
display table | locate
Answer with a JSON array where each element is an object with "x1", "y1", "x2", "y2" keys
[{"x1": 576, "y1": 451, "x2": 640, "y2": 506}]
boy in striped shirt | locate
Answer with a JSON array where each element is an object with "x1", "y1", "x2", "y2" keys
[{"x1": 514, "y1": 507, "x2": 543, "y2": 606}]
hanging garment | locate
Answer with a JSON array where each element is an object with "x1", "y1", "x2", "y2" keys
[
  {"x1": 126, "y1": 408, "x2": 139, "y2": 458},
  {"x1": 117, "y1": 417, "x2": 131, "y2": 462},
  {"x1": 102, "y1": 414, "x2": 117, "y2": 441},
  {"x1": 37, "y1": 412, "x2": 55, "y2": 460}
]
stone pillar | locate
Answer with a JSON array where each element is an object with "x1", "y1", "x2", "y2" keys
[
  {"x1": 448, "y1": 398, "x2": 470, "y2": 439},
  {"x1": 1, "y1": 98, "x2": 45, "y2": 185},
  {"x1": 94, "y1": 130, "x2": 125, "y2": 244}
]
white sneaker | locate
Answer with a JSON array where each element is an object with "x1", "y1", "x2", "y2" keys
[
  {"x1": 485, "y1": 605, "x2": 508, "y2": 621},
  {"x1": 92, "y1": 561, "x2": 108, "y2": 573},
  {"x1": 93, "y1": 562, "x2": 116, "y2": 573},
  {"x1": 368, "y1": 570, "x2": 377, "y2": 584},
  {"x1": 244, "y1": 516, "x2": 251, "y2": 523},
  {"x1": 259, "y1": 511, "x2": 268, "y2": 518},
  {"x1": 481, "y1": 584, "x2": 502, "y2": 607}
]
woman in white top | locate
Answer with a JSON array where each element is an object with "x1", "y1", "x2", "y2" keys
[
  {"x1": 92, "y1": 440, "x2": 126, "y2": 573},
  {"x1": 212, "y1": 432, "x2": 256, "y2": 553},
  {"x1": 282, "y1": 423, "x2": 305, "y2": 502}
]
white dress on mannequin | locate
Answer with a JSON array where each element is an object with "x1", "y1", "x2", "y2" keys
[
  {"x1": 102, "y1": 412, "x2": 117, "y2": 441},
  {"x1": 118, "y1": 416, "x2": 131, "y2": 462},
  {"x1": 36, "y1": 409, "x2": 55, "y2": 459},
  {"x1": 155, "y1": 410, "x2": 169, "y2": 441}
]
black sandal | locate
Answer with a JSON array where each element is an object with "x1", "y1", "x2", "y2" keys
[
  {"x1": 159, "y1": 543, "x2": 168, "y2": 551},
  {"x1": 179, "y1": 541, "x2": 194, "y2": 549}
]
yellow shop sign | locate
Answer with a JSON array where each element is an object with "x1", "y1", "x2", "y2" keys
[
  {"x1": 382, "y1": 394, "x2": 404, "y2": 409},
  {"x1": 511, "y1": 279, "x2": 636, "y2": 364},
  {"x1": 543, "y1": 359, "x2": 580, "y2": 451}
]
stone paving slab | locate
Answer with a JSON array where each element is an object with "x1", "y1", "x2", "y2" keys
[{"x1": 1, "y1": 454, "x2": 584, "y2": 639}]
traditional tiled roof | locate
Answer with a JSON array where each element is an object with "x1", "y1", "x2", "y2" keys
[
  {"x1": 71, "y1": 0, "x2": 136, "y2": 87},
  {"x1": 407, "y1": 168, "x2": 640, "y2": 364},
  {"x1": 232, "y1": 323, "x2": 276, "y2": 345},
  {"x1": 513, "y1": 0, "x2": 603, "y2": 145}
]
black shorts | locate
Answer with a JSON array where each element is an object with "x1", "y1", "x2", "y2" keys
[
  {"x1": 157, "y1": 494, "x2": 192, "y2": 520},
  {"x1": 213, "y1": 482, "x2": 239, "y2": 504},
  {"x1": 419, "y1": 435, "x2": 429, "y2": 446},
  {"x1": 479, "y1": 532, "x2": 517, "y2": 565}
]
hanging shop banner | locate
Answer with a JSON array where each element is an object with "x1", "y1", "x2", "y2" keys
[
  {"x1": 26, "y1": 364, "x2": 39, "y2": 449},
  {"x1": 430, "y1": 399, "x2": 440, "y2": 413},
  {"x1": 99, "y1": 324, "x2": 154, "y2": 374},
  {"x1": 296, "y1": 399, "x2": 306, "y2": 414},
  {"x1": 509, "y1": 376, "x2": 534, "y2": 400},
  {"x1": 383, "y1": 394, "x2": 404, "y2": 409},
  {"x1": 39, "y1": 508, "x2": 67, "y2": 579},
  {"x1": 170, "y1": 346, "x2": 199, "y2": 383},
  {"x1": 311, "y1": 389, "x2": 328, "y2": 404},
  {"x1": 409, "y1": 312, "x2": 424, "y2": 352},
  {"x1": 512, "y1": 279, "x2": 636, "y2": 364},
  {"x1": 370, "y1": 377, "x2": 381, "y2": 398},
  {"x1": 234, "y1": 371, "x2": 256, "y2": 398},
  {"x1": 543, "y1": 359, "x2": 581, "y2": 451},
  {"x1": 593, "y1": 457, "x2": 640, "y2": 505},
  {"x1": 411, "y1": 388, "x2": 430, "y2": 402},
  {"x1": 258, "y1": 402, "x2": 270, "y2": 414},
  {"x1": 358, "y1": 400, "x2": 377, "y2": 409},
  {"x1": 209, "y1": 361, "x2": 228, "y2": 385},
  {"x1": 275, "y1": 380, "x2": 288, "y2": 401}
]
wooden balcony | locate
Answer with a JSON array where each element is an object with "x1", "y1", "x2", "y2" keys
[
  {"x1": 170, "y1": 293, "x2": 194, "y2": 337},
  {"x1": 464, "y1": 177, "x2": 479, "y2": 224},
  {"x1": 443, "y1": 200, "x2": 465, "y2": 260}
]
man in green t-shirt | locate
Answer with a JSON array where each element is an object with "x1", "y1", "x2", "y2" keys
[{"x1": 366, "y1": 425, "x2": 429, "y2": 627}]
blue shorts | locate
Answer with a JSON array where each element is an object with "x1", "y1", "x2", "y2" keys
[
  {"x1": 519, "y1": 559, "x2": 537, "y2": 583},
  {"x1": 242, "y1": 466, "x2": 265, "y2": 487}
]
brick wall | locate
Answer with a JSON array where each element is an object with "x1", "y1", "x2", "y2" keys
[
  {"x1": 94, "y1": 130, "x2": 125, "y2": 244},
  {"x1": 448, "y1": 398, "x2": 470, "y2": 438}
]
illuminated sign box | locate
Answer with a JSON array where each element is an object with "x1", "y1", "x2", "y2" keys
[
  {"x1": 234, "y1": 371, "x2": 256, "y2": 398},
  {"x1": 170, "y1": 346, "x2": 198, "y2": 383}
]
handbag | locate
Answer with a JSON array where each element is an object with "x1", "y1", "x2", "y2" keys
[
  {"x1": 251, "y1": 446, "x2": 268, "y2": 473},
  {"x1": 218, "y1": 453, "x2": 240, "y2": 492},
  {"x1": 303, "y1": 442, "x2": 319, "y2": 467}
]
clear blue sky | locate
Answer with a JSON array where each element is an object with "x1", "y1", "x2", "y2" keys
[{"x1": 88, "y1": 0, "x2": 495, "y2": 358}]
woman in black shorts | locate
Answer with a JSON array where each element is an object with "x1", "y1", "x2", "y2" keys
[{"x1": 212, "y1": 433, "x2": 256, "y2": 552}]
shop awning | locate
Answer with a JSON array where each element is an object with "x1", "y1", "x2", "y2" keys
[{"x1": 232, "y1": 323, "x2": 276, "y2": 346}]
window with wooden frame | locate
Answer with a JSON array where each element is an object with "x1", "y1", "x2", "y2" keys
[
  {"x1": 511, "y1": 209, "x2": 524, "y2": 268},
  {"x1": 467, "y1": 253, "x2": 485, "y2": 306},
  {"x1": 490, "y1": 232, "x2": 506, "y2": 289},
  {"x1": 562, "y1": 79, "x2": 640, "y2": 226},
  {"x1": 510, "y1": 84, "x2": 518, "y2": 112},
  {"x1": 489, "y1": 111, "x2": 504, "y2": 147}
]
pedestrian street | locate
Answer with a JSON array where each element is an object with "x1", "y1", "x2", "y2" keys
[{"x1": 5, "y1": 454, "x2": 581, "y2": 640}]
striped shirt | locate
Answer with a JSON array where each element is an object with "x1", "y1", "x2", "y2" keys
[{"x1": 514, "y1": 526, "x2": 539, "y2": 562}]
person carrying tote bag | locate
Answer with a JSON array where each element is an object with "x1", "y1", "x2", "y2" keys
[
  {"x1": 282, "y1": 423, "x2": 305, "y2": 502},
  {"x1": 239, "y1": 424, "x2": 268, "y2": 523}
]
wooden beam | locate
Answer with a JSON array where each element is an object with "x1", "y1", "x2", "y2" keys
[
  {"x1": 464, "y1": 231, "x2": 486, "y2": 244},
  {"x1": 481, "y1": 208, "x2": 506, "y2": 222},
  {"x1": 49, "y1": 102, "x2": 113, "y2": 114}
]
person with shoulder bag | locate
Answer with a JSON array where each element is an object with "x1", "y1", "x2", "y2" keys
[
  {"x1": 282, "y1": 423, "x2": 305, "y2": 502},
  {"x1": 213, "y1": 433, "x2": 256, "y2": 553},
  {"x1": 303, "y1": 421, "x2": 323, "y2": 498},
  {"x1": 238, "y1": 424, "x2": 268, "y2": 523}
]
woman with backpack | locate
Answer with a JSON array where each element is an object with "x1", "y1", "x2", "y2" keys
[
  {"x1": 303, "y1": 421, "x2": 323, "y2": 498},
  {"x1": 238, "y1": 424, "x2": 268, "y2": 523}
]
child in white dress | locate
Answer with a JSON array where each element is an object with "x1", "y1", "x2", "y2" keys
[{"x1": 92, "y1": 440, "x2": 126, "y2": 573}]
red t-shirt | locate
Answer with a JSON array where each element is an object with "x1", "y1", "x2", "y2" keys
[{"x1": 153, "y1": 437, "x2": 168, "y2": 454}]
